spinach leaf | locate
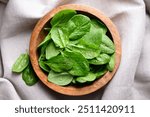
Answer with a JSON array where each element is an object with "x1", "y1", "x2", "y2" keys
[
  {"x1": 100, "y1": 44, "x2": 115, "y2": 54},
  {"x1": 102, "y1": 35, "x2": 115, "y2": 50},
  {"x1": 95, "y1": 67, "x2": 107, "y2": 78},
  {"x1": 45, "y1": 54, "x2": 73, "y2": 72},
  {"x1": 22, "y1": 63, "x2": 38, "y2": 86},
  {"x1": 48, "y1": 70, "x2": 73, "y2": 86},
  {"x1": 39, "y1": 61, "x2": 50, "y2": 72},
  {"x1": 51, "y1": 26, "x2": 69, "y2": 48},
  {"x1": 12, "y1": 53, "x2": 29, "y2": 73},
  {"x1": 89, "y1": 54, "x2": 110, "y2": 65},
  {"x1": 67, "y1": 24, "x2": 102, "y2": 59},
  {"x1": 67, "y1": 44, "x2": 100, "y2": 59},
  {"x1": 45, "y1": 41, "x2": 60, "y2": 60},
  {"x1": 38, "y1": 31, "x2": 51, "y2": 48},
  {"x1": 79, "y1": 24, "x2": 102, "y2": 49},
  {"x1": 107, "y1": 53, "x2": 115, "y2": 71},
  {"x1": 76, "y1": 72, "x2": 96, "y2": 83},
  {"x1": 50, "y1": 9, "x2": 77, "y2": 26},
  {"x1": 67, "y1": 14, "x2": 91, "y2": 40},
  {"x1": 38, "y1": 43, "x2": 47, "y2": 61},
  {"x1": 91, "y1": 19, "x2": 107, "y2": 34},
  {"x1": 64, "y1": 51, "x2": 89, "y2": 76}
]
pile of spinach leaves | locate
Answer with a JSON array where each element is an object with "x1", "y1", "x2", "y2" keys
[{"x1": 38, "y1": 9, "x2": 115, "y2": 86}]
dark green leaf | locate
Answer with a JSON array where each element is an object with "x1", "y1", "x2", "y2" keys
[
  {"x1": 22, "y1": 63, "x2": 38, "y2": 86},
  {"x1": 39, "y1": 61, "x2": 50, "y2": 72},
  {"x1": 12, "y1": 53, "x2": 29, "y2": 73},
  {"x1": 48, "y1": 70, "x2": 73, "y2": 86}
]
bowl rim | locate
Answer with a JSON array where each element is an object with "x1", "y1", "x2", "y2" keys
[{"x1": 29, "y1": 4, "x2": 121, "y2": 96}]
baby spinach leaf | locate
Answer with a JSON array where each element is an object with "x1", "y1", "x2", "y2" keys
[
  {"x1": 45, "y1": 54, "x2": 73, "y2": 72},
  {"x1": 64, "y1": 51, "x2": 89, "y2": 76},
  {"x1": 89, "y1": 54, "x2": 110, "y2": 65},
  {"x1": 22, "y1": 63, "x2": 38, "y2": 86},
  {"x1": 39, "y1": 61, "x2": 50, "y2": 72},
  {"x1": 67, "y1": 44, "x2": 100, "y2": 59},
  {"x1": 45, "y1": 41, "x2": 60, "y2": 60},
  {"x1": 38, "y1": 43, "x2": 47, "y2": 61},
  {"x1": 67, "y1": 14, "x2": 91, "y2": 40},
  {"x1": 50, "y1": 9, "x2": 77, "y2": 26},
  {"x1": 79, "y1": 24, "x2": 102, "y2": 49},
  {"x1": 102, "y1": 35, "x2": 115, "y2": 50},
  {"x1": 38, "y1": 32, "x2": 51, "y2": 48},
  {"x1": 48, "y1": 70, "x2": 73, "y2": 86},
  {"x1": 95, "y1": 67, "x2": 107, "y2": 78},
  {"x1": 107, "y1": 54, "x2": 115, "y2": 71},
  {"x1": 76, "y1": 72, "x2": 96, "y2": 83},
  {"x1": 91, "y1": 19, "x2": 107, "y2": 34},
  {"x1": 12, "y1": 53, "x2": 29, "y2": 73},
  {"x1": 100, "y1": 44, "x2": 115, "y2": 54},
  {"x1": 51, "y1": 26, "x2": 69, "y2": 48}
]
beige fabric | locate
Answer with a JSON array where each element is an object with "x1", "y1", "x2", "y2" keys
[{"x1": 0, "y1": 0, "x2": 149, "y2": 99}]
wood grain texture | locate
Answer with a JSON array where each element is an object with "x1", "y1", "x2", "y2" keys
[{"x1": 29, "y1": 4, "x2": 121, "y2": 96}]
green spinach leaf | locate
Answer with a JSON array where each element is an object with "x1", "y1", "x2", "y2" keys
[
  {"x1": 91, "y1": 19, "x2": 107, "y2": 34},
  {"x1": 48, "y1": 70, "x2": 73, "y2": 86},
  {"x1": 89, "y1": 54, "x2": 110, "y2": 65},
  {"x1": 64, "y1": 51, "x2": 89, "y2": 76},
  {"x1": 50, "y1": 9, "x2": 77, "y2": 26},
  {"x1": 107, "y1": 54, "x2": 115, "y2": 71},
  {"x1": 67, "y1": 14, "x2": 91, "y2": 40},
  {"x1": 51, "y1": 26, "x2": 69, "y2": 48},
  {"x1": 22, "y1": 63, "x2": 38, "y2": 86},
  {"x1": 12, "y1": 53, "x2": 29, "y2": 73},
  {"x1": 45, "y1": 54, "x2": 73, "y2": 72},
  {"x1": 45, "y1": 41, "x2": 60, "y2": 60}
]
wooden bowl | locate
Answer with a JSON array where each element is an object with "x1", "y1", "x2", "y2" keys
[{"x1": 29, "y1": 4, "x2": 121, "y2": 96}]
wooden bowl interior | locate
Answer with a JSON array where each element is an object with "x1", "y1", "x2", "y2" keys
[{"x1": 30, "y1": 4, "x2": 121, "y2": 96}]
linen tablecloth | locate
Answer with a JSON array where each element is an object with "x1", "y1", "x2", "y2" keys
[{"x1": 0, "y1": 0, "x2": 150, "y2": 100}]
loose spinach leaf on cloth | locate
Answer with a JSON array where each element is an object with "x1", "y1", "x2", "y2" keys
[
  {"x1": 22, "y1": 63, "x2": 39, "y2": 86},
  {"x1": 50, "y1": 9, "x2": 77, "y2": 26},
  {"x1": 12, "y1": 53, "x2": 29, "y2": 73},
  {"x1": 48, "y1": 70, "x2": 73, "y2": 86}
]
